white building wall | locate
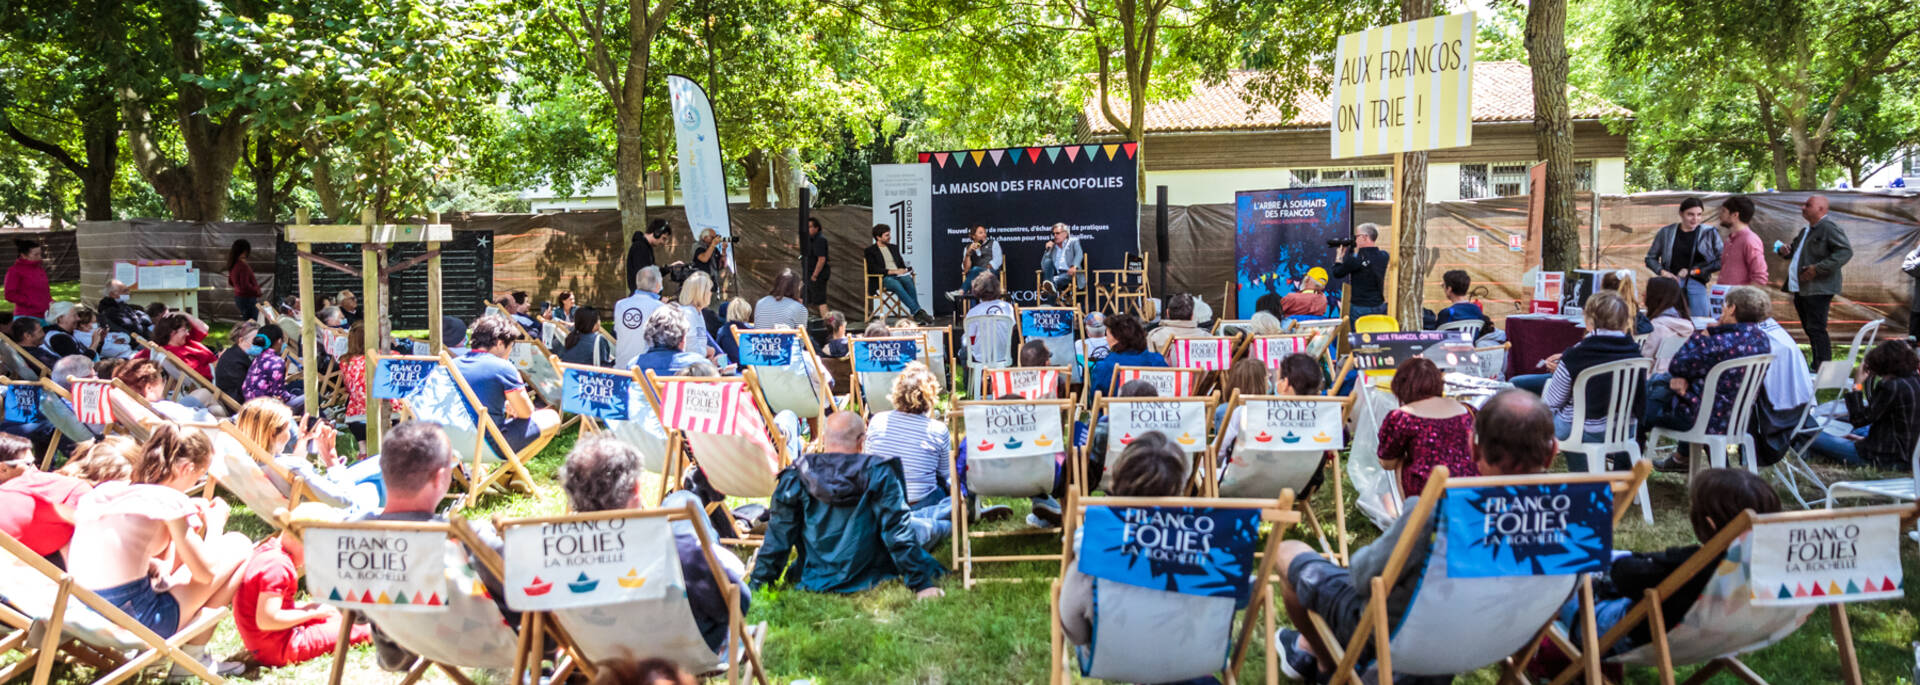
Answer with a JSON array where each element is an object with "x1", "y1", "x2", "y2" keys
[{"x1": 1142, "y1": 157, "x2": 1627, "y2": 205}]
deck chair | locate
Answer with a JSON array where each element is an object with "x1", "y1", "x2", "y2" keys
[
  {"x1": 1559, "y1": 357, "x2": 1654, "y2": 523},
  {"x1": 1167, "y1": 336, "x2": 1237, "y2": 372},
  {"x1": 1108, "y1": 365, "x2": 1203, "y2": 399},
  {"x1": 1034, "y1": 252, "x2": 1086, "y2": 310},
  {"x1": 733, "y1": 330, "x2": 830, "y2": 429},
  {"x1": 69, "y1": 378, "x2": 161, "y2": 443},
  {"x1": 299, "y1": 515, "x2": 522, "y2": 685},
  {"x1": 951, "y1": 398, "x2": 1072, "y2": 587},
  {"x1": 1209, "y1": 394, "x2": 1351, "y2": 563},
  {"x1": 1644, "y1": 355, "x2": 1771, "y2": 486},
  {"x1": 964, "y1": 310, "x2": 1017, "y2": 398},
  {"x1": 0, "y1": 530, "x2": 232, "y2": 684},
  {"x1": 982, "y1": 366, "x2": 1068, "y2": 400},
  {"x1": 864, "y1": 272, "x2": 912, "y2": 321},
  {"x1": 1017, "y1": 306, "x2": 1079, "y2": 370},
  {"x1": 0, "y1": 334, "x2": 47, "y2": 380},
  {"x1": 1307, "y1": 464, "x2": 1651, "y2": 685},
  {"x1": 493, "y1": 500, "x2": 770, "y2": 684},
  {"x1": 851, "y1": 334, "x2": 925, "y2": 415},
  {"x1": 385, "y1": 353, "x2": 544, "y2": 507},
  {"x1": 890, "y1": 325, "x2": 955, "y2": 392},
  {"x1": 31, "y1": 379, "x2": 97, "y2": 469},
  {"x1": 1048, "y1": 492, "x2": 1300, "y2": 685},
  {"x1": 556, "y1": 361, "x2": 672, "y2": 474},
  {"x1": 507, "y1": 340, "x2": 564, "y2": 408},
  {"x1": 1084, "y1": 395, "x2": 1213, "y2": 495},
  {"x1": 134, "y1": 337, "x2": 241, "y2": 415},
  {"x1": 643, "y1": 372, "x2": 792, "y2": 545},
  {"x1": 1547, "y1": 502, "x2": 1915, "y2": 685},
  {"x1": 192, "y1": 421, "x2": 312, "y2": 519}
]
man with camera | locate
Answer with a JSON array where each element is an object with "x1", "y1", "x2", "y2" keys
[
  {"x1": 690, "y1": 228, "x2": 732, "y2": 279},
  {"x1": 626, "y1": 219, "x2": 671, "y2": 292},
  {"x1": 1328, "y1": 222, "x2": 1389, "y2": 325}
]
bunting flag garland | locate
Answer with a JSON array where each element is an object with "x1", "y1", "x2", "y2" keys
[
  {"x1": 934, "y1": 152, "x2": 950, "y2": 167},
  {"x1": 988, "y1": 149, "x2": 1005, "y2": 165},
  {"x1": 1122, "y1": 142, "x2": 1138, "y2": 158},
  {"x1": 1027, "y1": 147, "x2": 1043, "y2": 163},
  {"x1": 969, "y1": 150, "x2": 986, "y2": 166},
  {"x1": 1082, "y1": 144, "x2": 1100, "y2": 160},
  {"x1": 1102, "y1": 144, "x2": 1119, "y2": 160},
  {"x1": 917, "y1": 152, "x2": 931, "y2": 163},
  {"x1": 1063, "y1": 146, "x2": 1080, "y2": 162},
  {"x1": 1045, "y1": 146, "x2": 1062, "y2": 162}
]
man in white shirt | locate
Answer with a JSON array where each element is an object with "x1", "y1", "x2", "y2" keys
[{"x1": 615, "y1": 266, "x2": 666, "y2": 366}]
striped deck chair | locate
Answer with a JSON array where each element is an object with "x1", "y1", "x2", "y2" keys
[
  {"x1": 0, "y1": 531, "x2": 231, "y2": 684},
  {"x1": 1306, "y1": 464, "x2": 1651, "y2": 685},
  {"x1": 555, "y1": 361, "x2": 672, "y2": 476},
  {"x1": 981, "y1": 366, "x2": 1068, "y2": 400},
  {"x1": 890, "y1": 325, "x2": 955, "y2": 393},
  {"x1": 494, "y1": 500, "x2": 771, "y2": 684},
  {"x1": 1109, "y1": 365, "x2": 1203, "y2": 400},
  {"x1": 851, "y1": 335, "x2": 925, "y2": 415},
  {"x1": 134, "y1": 337, "x2": 241, "y2": 414},
  {"x1": 1548, "y1": 502, "x2": 1915, "y2": 685},
  {"x1": 952, "y1": 398, "x2": 1072, "y2": 588},
  {"x1": 298, "y1": 516, "x2": 522, "y2": 685},
  {"x1": 1084, "y1": 395, "x2": 1214, "y2": 495},
  {"x1": 382, "y1": 353, "x2": 544, "y2": 507},
  {"x1": 1048, "y1": 493, "x2": 1300, "y2": 685},
  {"x1": 644, "y1": 373, "x2": 792, "y2": 546},
  {"x1": 1209, "y1": 394, "x2": 1352, "y2": 562},
  {"x1": 67, "y1": 378, "x2": 161, "y2": 443},
  {"x1": 25, "y1": 379, "x2": 97, "y2": 468},
  {"x1": 733, "y1": 330, "x2": 830, "y2": 429}
]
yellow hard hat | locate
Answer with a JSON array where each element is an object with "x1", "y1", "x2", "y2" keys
[{"x1": 1306, "y1": 267, "x2": 1329, "y2": 283}]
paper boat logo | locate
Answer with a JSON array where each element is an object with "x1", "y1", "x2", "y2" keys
[
  {"x1": 1033, "y1": 434, "x2": 1055, "y2": 447},
  {"x1": 523, "y1": 576, "x2": 553, "y2": 596},
  {"x1": 1254, "y1": 431, "x2": 1273, "y2": 443},
  {"x1": 1119, "y1": 432, "x2": 1134, "y2": 445},
  {"x1": 1175, "y1": 432, "x2": 1197, "y2": 446},
  {"x1": 617, "y1": 568, "x2": 647, "y2": 589},
  {"x1": 1280, "y1": 431, "x2": 1302, "y2": 444},
  {"x1": 567, "y1": 572, "x2": 599, "y2": 593},
  {"x1": 1004, "y1": 436, "x2": 1023, "y2": 449},
  {"x1": 976, "y1": 439, "x2": 995, "y2": 452},
  {"x1": 1313, "y1": 432, "x2": 1333, "y2": 443}
]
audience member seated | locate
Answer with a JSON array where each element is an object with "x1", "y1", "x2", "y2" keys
[
  {"x1": 590, "y1": 658, "x2": 699, "y2": 685},
  {"x1": 98, "y1": 279, "x2": 154, "y2": 342},
  {"x1": 750, "y1": 412, "x2": 946, "y2": 598},
  {"x1": 1640, "y1": 277, "x2": 1696, "y2": 376},
  {"x1": 616, "y1": 266, "x2": 668, "y2": 366},
  {"x1": 56, "y1": 435, "x2": 137, "y2": 483},
  {"x1": 1432, "y1": 270, "x2": 1493, "y2": 332},
  {"x1": 43, "y1": 302, "x2": 104, "y2": 361},
  {"x1": 1058, "y1": 432, "x2": 1188, "y2": 647},
  {"x1": 1, "y1": 353, "x2": 90, "y2": 456},
  {"x1": 454, "y1": 315, "x2": 561, "y2": 452},
  {"x1": 631, "y1": 305, "x2": 709, "y2": 379},
  {"x1": 233, "y1": 502, "x2": 373, "y2": 667},
  {"x1": 560, "y1": 435, "x2": 751, "y2": 654},
  {"x1": 215, "y1": 321, "x2": 261, "y2": 402},
  {"x1": 149, "y1": 310, "x2": 220, "y2": 381},
  {"x1": 1146, "y1": 293, "x2": 1206, "y2": 353},
  {"x1": 1749, "y1": 295, "x2": 1815, "y2": 466},
  {"x1": 558, "y1": 306, "x2": 617, "y2": 367},
  {"x1": 965, "y1": 270, "x2": 1015, "y2": 320},
  {"x1": 866, "y1": 363, "x2": 954, "y2": 548},
  {"x1": 715, "y1": 298, "x2": 753, "y2": 363},
  {"x1": 11, "y1": 317, "x2": 61, "y2": 369},
  {"x1": 1647, "y1": 285, "x2": 1771, "y2": 472},
  {"x1": 1281, "y1": 269, "x2": 1331, "y2": 318},
  {"x1": 235, "y1": 397, "x2": 383, "y2": 513},
  {"x1": 1555, "y1": 468, "x2": 1780, "y2": 657},
  {"x1": 1274, "y1": 389, "x2": 1558, "y2": 683},
  {"x1": 243, "y1": 323, "x2": 304, "y2": 413},
  {"x1": 335, "y1": 289, "x2": 362, "y2": 325},
  {"x1": 1377, "y1": 357, "x2": 1477, "y2": 497},
  {"x1": 1086, "y1": 380, "x2": 1160, "y2": 492},
  {"x1": 1089, "y1": 313, "x2": 1166, "y2": 400},
  {"x1": 1215, "y1": 358, "x2": 1270, "y2": 429},
  {"x1": 117, "y1": 358, "x2": 212, "y2": 424},
  {"x1": 1600, "y1": 270, "x2": 1651, "y2": 336},
  {"x1": 1813, "y1": 340, "x2": 1920, "y2": 469},
  {"x1": 676, "y1": 271, "x2": 722, "y2": 360},
  {"x1": 0, "y1": 433, "x2": 91, "y2": 566},
  {"x1": 1539, "y1": 292, "x2": 1642, "y2": 470},
  {"x1": 1018, "y1": 339, "x2": 1069, "y2": 398},
  {"x1": 864, "y1": 321, "x2": 891, "y2": 338},
  {"x1": 498, "y1": 291, "x2": 543, "y2": 338},
  {"x1": 1216, "y1": 354, "x2": 1329, "y2": 490},
  {"x1": 67, "y1": 423, "x2": 251, "y2": 676},
  {"x1": 821, "y1": 310, "x2": 851, "y2": 359},
  {"x1": 754, "y1": 269, "x2": 811, "y2": 330},
  {"x1": 1077, "y1": 312, "x2": 1110, "y2": 373},
  {"x1": 1246, "y1": 310, "x2": 1286, "y2": 336}
]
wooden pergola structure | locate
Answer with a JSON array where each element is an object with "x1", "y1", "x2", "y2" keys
[{"x1": 287, "y1": 208, "x2": 450, "y2": 454}]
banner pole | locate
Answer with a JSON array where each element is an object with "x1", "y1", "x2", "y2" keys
[
  {"x1": 1385, "y1": 153, "x2": 1404, "y2": 323},
  {"x1": 798, "y1": 186, "x2": 811, "y2": 295},
  {"x1": 1155, "y1": 185, "x2": 1169, "y2": 310}
]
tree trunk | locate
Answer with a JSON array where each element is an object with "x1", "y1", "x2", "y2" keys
[
  {"x1": 307, "y1": 139, "x2": 341, "y2": 220},
  {"x1": 48, "y1": 177, "x2": 66, "y2": 231},
  {"x1": 613, "y1": 109, "x2": 651, "y2": 238},
  {"x1": 745, "y1": 148, "x2": 770, "y2": 209},
  {"x1": 252, "y1": 134, "x2": 277, "y2": 222},
  {"x1": 1790, "y1": 121, "x2": 1822, "y2": 189},
  {"x1": 1754, "y1": 86, "x2": 1792, "y2": 189},
  {"x1": 1392, "y1": 0, "x2": 1434, "y2": 331},
  {"x1": 1526, "y1": 0, "x2": 1581, "y2": 278},
  {"x1": 79, "y1": 92, "x2": 118, "y2": 221},
  {"x1": 772, "y1": 150, "x2": 794, "y2": 209}
]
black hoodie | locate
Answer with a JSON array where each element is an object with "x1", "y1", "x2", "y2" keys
[{"x1": 751, "y1": 452, "x2": 945, "y2": 593}]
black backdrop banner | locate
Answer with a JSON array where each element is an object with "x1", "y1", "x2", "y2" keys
[{"x1": 923, "y1": 144, "x2": 1139, "y2": 314}]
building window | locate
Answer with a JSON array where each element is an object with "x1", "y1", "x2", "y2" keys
[
  {"x1": 1291, "y1": 166, "x2": 1393, "y2": 201},
  {"x1": 1459, "y1": 164, "x2": 1490, "y2": 199},
  {"x1": 1459, "y1": 160, "x2": 1596, "y2": 199},
  {"x1": 1574, "y1": 161, "x2": 1595, "y2": 191}
]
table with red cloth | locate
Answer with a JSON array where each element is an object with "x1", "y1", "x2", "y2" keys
[{"x1": 1504, "y1": 315, "x2": 1587, "y2": 377}]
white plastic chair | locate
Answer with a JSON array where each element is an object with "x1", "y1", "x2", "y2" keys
[
  {"x1": 1826, "y1": 434, "x2": 1920, "y2": 508},
  {"x1": 1559, "y1": 357, "x2": 1653, "y2": 522},
  {"x1": 1645, "y1": 355, "x2": 1772, "y2": 481},
  {"x1": 1436, "y1": 319, "x2": 1484, "y2": 341},
  {"x1": 964, "y1": 313, "x2": 1016, "y2": 398}
]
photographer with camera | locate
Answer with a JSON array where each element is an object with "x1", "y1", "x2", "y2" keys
[
  {"x1": 626, "y1": 219, "x2": 671, "y2": 292},
  {"x1": 1328, "y1": 222, "x2": 1389, "y2": 325},
  {"x1": 690, "y1": 228, "x2": 732, "y2": 279}
]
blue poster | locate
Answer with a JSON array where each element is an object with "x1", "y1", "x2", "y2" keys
[
  {"x1": 736, "y1": 332, "x2": 796, "y2": 367},
  {"x1": 1442, "y1": 482, "x2": 1614, "y2": 579},
  {"x1": 5, "y1": 384, "x2": 40, "y2": 424},
  {"x1": 561, "y1": 367, "x2": 633, "y2": 421},
  {"x1": 1234, "y1": 186, "x2": 1353, "y2": 318},
  {"x1": 1077, "y1": 506, "x2": 1261, "y2": 599},
  {"x1": 853, "y1": 338, "x2": 919, "y2": 373},
  {"x1": 372, "y1": 358, "x2": 439, "y2": 400},
  {"x1": 1020, "y1": 309, "x2": 1075, "y2": 338}
]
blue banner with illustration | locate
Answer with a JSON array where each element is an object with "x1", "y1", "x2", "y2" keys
[
  {"x1": 5, "y1": 384, "x2": 39, "y2": 424},
  {"x1": 1441, "y1": 482, "x2": 1614, "y2": 578},
  {"x1": 1020, "y1": 308, "x2": 1075, "y2": 338},
  {"x1": 853, "y1": 338, "x2": 920, "y2": 373},
  {"x1": 372, "y1": 359, "x2": 439, "y2": 400},
  {"x1": 1077, "y1": 506, "x2": 1262, "y2": 599},
  {"x1": 1234, "y1": 186, "x2": 1353, "y2": 318},
  {"x1": 561, "y1": 367, "x2": 633, "y2": 421},
  {"x1": 736, "y1": 332, "x2": 797, "y2": 368}
]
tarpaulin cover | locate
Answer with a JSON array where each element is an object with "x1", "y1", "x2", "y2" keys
[{"x1": 0, "y1": 229, "x2": 79, "y2": 282}]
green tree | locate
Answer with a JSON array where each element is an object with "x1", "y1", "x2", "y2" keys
[{"x1": 0, "y1": 1, "x2": 128, "y2": 221}]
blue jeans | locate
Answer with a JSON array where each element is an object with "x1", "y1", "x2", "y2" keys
[
  {"x1": 1511, "y1": 373, "x2": 1551, "y2": 395},
  {"x1": 236, "y1": 296, "x2": 259, "y2": 321},
  {"x1": 882, "y1": 275, "x2": 923, "y2": 313},
  {"x1": 1810, "y1": 426, "x2": 1869, "y2": 465},
  {"x1": 1558, "y1": 594, "x2": 1637, "y2": 657},
  {"x1": 1347, "y1": 303, "x2": 1386, "y2": 328},
  {"x1": 963, "y1": 267, "x2": 993, "y2": 294},
  {"x1": 907, "y1": 490, "x2": 954, "y2": 549},
  {"x1": 1555, "y1": 415, "x2": 1619, "y2": 472}
]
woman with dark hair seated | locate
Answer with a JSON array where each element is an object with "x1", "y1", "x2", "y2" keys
[
  {"x1": 1087, "y1": 312, "x2": 1166, "y2": 401},
  {"x1": 1813, "y1": 340, "x2": 1920, "y2": 469},
  {"x1": 1376, "y1": 357, "x2": 1476, "y2": 498}
]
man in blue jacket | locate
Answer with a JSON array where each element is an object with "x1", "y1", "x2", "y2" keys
[{"x1": 750, "y1": 412, "x2": 946, "y2": 599}]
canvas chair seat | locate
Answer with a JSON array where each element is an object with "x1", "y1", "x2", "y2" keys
[
  {"x1": 1608, "y1": 535, "x2": 1811, "y2": 667},
  {"x1": 1345, "y1": 384, "x2": 1405, "y2": 528},
  {"x1": 1083, "y1": 576, "x2": 1236, "y2": 682},
  {"x1": 604, "y1": 382, "x2": 672, "y2": 474},
  {"x1": 0, "y1": 553, "x2": 144, "y2": 652},
  {"x1": 852, "y1": 335, "x2": 924, "y2": 415},
  {"x1": 966, "y1": 448, "x2": 1057, "y2": 498},
  {"x1": 1091, "y1": 396, "x2": 1211, "y2": 493},
  {"x1": 736, "y1": 332, "x2": 827, "y2": 419},
  {"x1": 39, "y1": 391, "x2": 95, "y2": 444},
  {"x1": 858, "y1": 371, "x2": 901, "y2": 413},
  {"x1": 407, "y1": 365, "x2": 500, "y2": 464},
  {"x1": 892, "y1": 326, "x2": 955, "y2": 391},
  {"x1": 360, "y1": 541, "x2": 521, "y2": 671},
  {"x1": 964, "y1": 313, "x2": 1016, "y2": 397},
  {"x1": 1217, "y1": 445, "x2": 1320, "y2": 499},
  {"x1": 552, "y1": 594, "x2": 719, "y2": 674},
  {"x1": 1018, "y1": 308, "x2": 1078, "y2": 371},
  {"x1": 653, "y1": 377, "x2": 785, "y2": 499},
  {"x1": 509, "y1": 341, "x2": 563, "y2": 406},
  {"x1": 206, "y1": 427, "x2": 305, "y2": 512},
  {"x1": 1381, "y1": 518, "x2": 1579, "y2": 676}
]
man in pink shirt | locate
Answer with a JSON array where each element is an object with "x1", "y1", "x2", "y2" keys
[{"x1": 1717, "y1": 196, "x2": 1768, "y2": 286}]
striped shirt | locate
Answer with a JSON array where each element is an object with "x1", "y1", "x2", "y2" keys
[
  {"x1": 753, "y1": 296, "x2": 809, "y2": 330},
  {"x1": 867, "y1": 410, "x2": 951, "y2": 503}
]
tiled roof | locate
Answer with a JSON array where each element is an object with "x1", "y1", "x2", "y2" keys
[{"x1": 1082, "y1": 61, "x2": 1632, "y2": 135}]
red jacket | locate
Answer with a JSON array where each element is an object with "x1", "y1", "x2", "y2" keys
[
  {"x1": 4, "y1": 257, "x2": 50, "y2": 319},
  {"x1": 228, "y1": 259, "x2": 262, "y2": 298}
]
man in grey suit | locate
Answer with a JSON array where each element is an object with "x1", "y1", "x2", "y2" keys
[
  {"x1": 1041, "y1": 223, "x2": 1085, "y2": 296},
  {"x1": 1774, "y1": 195, "x2": 1852, "y2": 368}
]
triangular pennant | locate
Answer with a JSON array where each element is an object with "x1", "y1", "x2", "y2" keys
[
  {"x1": 1045, "y1": 146, "x2": 1062, "y2": 162},
  {"x1": 1794, "y1": 583, "x2": 1808, "y2": 597},
  {"x1": 1885, "y1": 576, "x2": 1899, "y2": 591},
  {"x1": 1027, "y1": 147, "x2": 1042, "y2": 163},
  {"x1": 1777, "y1": 585, "x2": 1794, "y2": 599},
  {"x1": 1845, "y1": 580, "x2": 1860, "y2": 594},
  {"x1": 1810, "y1": 583, "x2": 1826, "y2": 596},
  {"x1": 1828, "y1": 581, "x2": 1844, "y2": 595},
  {"x1": 1008, "y1": 148, "x2": 1021, "y2": 165},
  {"x1": 1121, "y1": 142, "x2": 1137, "y2": 158},
  {"x1": 969, "y1": 150, "x2": 986, "y2": 166},
  {"x1": 1102, "y1": 144, "x2": 1119, "y2": 160},
  {"x1": 329, "y1": 588, "x2": 343, "y2": 601},
  {"x1": 1064, "y1": 146, "x2": 1080, "y2": 162},
  {"x1": 917, "y1": 152, "x2": 931, "y2": 163},
  {"x1": 934, "y1": 152, "x2": 950, "y2": 167},
  {"x1": 395, "y1": 591, "x2": 410, "y2": 604},
  {"x1": 377, "y1": 591, "x2": 392, "y2": 604},
  {"x1": 1082, "y1": 144, "x2": 1101, "y2": 160},
  {"x1": 361, "y1": 590, "x2": 376, "y2": 603},
  {"x1": 426, "y1": 592, "x2": 442, "y2": 606},
  {"x1": 988, "y1": 149, "x2": 1004, "y2": 165}
]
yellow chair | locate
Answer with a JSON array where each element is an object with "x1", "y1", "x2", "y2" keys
[{"x1": 1354, "y1": 314, "x2": 1399, "y2": 333}]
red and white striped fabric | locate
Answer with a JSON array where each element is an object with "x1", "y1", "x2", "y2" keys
[
  {"x1": 1114, "y1": 367, "x2": 1195, "y2": 397},
  {"x1": 986, "y1": 368, "x2": 1060, "y2": 400},
  {"x1": 74, "y1": 381, "x2": 113, "y2": 425},
  {"x1": 1169, "y1": 337, "x2": 1233, "y2": 370},
  {"x1": 1250, "y1": 335, "x2": 1311, "y2": 369},
  {"x1": 659, "y1": 381, "x2": 753, "y2": 436}
]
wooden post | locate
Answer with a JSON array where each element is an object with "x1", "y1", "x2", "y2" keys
[
  {"x1": 361, "y1": 207, "x2": 385, "y2": 454},
  {"x1": 428, "y1": 211, "x2": 445, "y2": 351},
  {"x1": 297, "y1": 208, "x2": 319, "y2": 407},
  {"x1": 1384, "y1": 152, "x2": 1404, "y2": 322}
]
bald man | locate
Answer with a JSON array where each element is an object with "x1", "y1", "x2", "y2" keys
[
  {"x1": 749, "y1": 412, "x2": 946, "y2": 599},
  {"x1": 1775, "y1": 195, "x2": 1852, "y2": 368}
]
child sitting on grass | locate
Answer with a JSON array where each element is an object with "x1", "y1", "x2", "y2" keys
[{"x1": 233, "y1": 502, "x2": 372, "y2": 667}]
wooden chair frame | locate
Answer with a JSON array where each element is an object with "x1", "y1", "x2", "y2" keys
[
  {"x1": 1082, "y1": 394, "x2": 1218, "y2": 497},
  {"x1": 1105, "y1": 365, "x2": 1206, "y2": 403},
  {"x1": 1091, "y1": 251, "x2": 1151, "y2": 318},
  {"x1": 731, "y1": 328, "x2": 833, "y2": 434},
  {"x1": 848, "y1": 334, "x2": 928, "y2": 416},
  {"x1": 133, "y1": 336, "x2": 242, "y2": 414},
  {"x1": 1206, "y1": 392, "x2": 1354, "y2": 564},
  {"x1": 864, "y1": 272, "x2": 913, "y2": 322},
  {"x1": 640, "y1": 371, "x2": 795, "y2": 550},
  {"x1": 377, "y1": 352, "x2": 546, "y2": 508},
  {"x1": 948, "y1": 398, "x2": 1074, "y2": 588},
  {"x1": 185, "y1": 420, "x2": 318, "y2": 524}
]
